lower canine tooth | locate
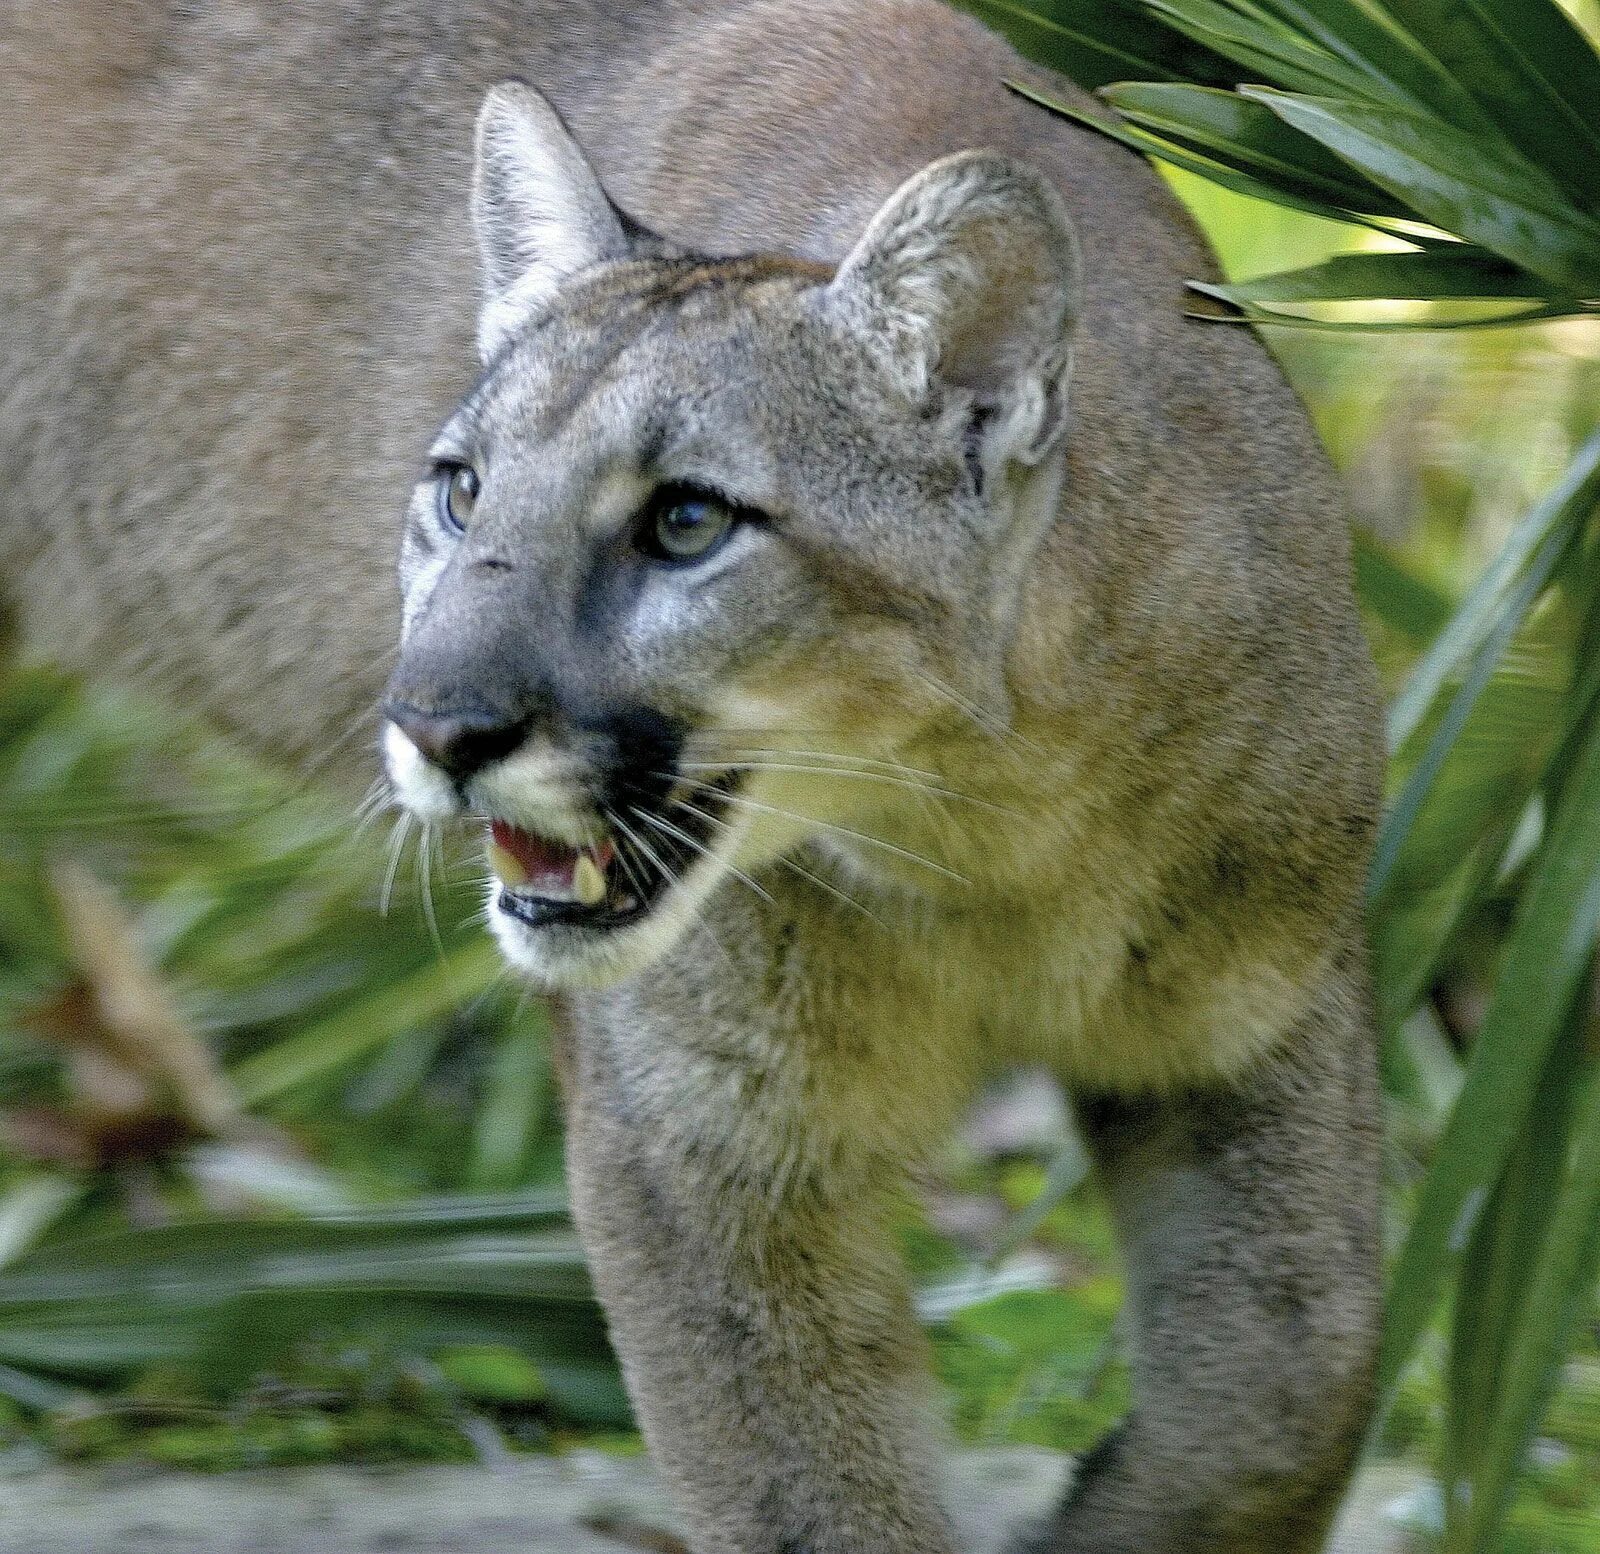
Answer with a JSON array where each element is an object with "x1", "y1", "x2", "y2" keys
[
  {"x1": 574, "y1": 853, "x2": 607, "y2": 907},
  {"x1": 486, "y1": 841, "x2": 531, "y2": 888}
]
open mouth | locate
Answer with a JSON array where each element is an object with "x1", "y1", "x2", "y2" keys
[{"x1": 484, "y1": 773, "x2": 740, "y2": 932}]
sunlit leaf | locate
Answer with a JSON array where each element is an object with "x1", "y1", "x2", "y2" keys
[
  {"x1": 1244, "y1": 91, "x2": 1600, "y2": 293},
  {"x1": 1379, "y1": 708, "x2": 1600, "y2": 1406}
]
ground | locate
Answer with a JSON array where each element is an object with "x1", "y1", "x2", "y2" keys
[{"x1": 3, "y1": 1448, "x2": 1419, "y2": 1554}]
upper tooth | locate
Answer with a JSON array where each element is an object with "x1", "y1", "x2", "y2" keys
[
  {"x1": 486, "y1": 841, "x2": 531, "y2": 888},
  {"x1": 574, "y1": 853, "x2": 607, "y2": 907}
]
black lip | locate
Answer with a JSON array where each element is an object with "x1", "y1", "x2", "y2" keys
[
  {"x1": 495, "y1": 772, "x2": 741, "y2": 934},
  {"x1": 496, "y1": 888, "x2": 652, "y2": 931}
]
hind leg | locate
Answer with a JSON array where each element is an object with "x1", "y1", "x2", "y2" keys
[{"x1": 1020, "y1": 964, "x2": 1381, "y2": 1554}]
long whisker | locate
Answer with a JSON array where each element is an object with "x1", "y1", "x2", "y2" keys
[
  {"x1": 693, "y1": 743, "x2": 947, "y2": 781},
  {"x1": 671, "y1": 797, "x2": 887, "y2": 928},
  {"x1": 380, "y1": 812, "x2": 415, "y2": 917},
  {"x1": 353, "y1": 777, "x2": 395, "y2": 835},
  {"x1": 603, "y1": 807, "x2": 660, "y2": 903},
  {"x1": 418, "y1": 821, "x2": 444, "y2": 955},
  {"x1": 677, "y1": 759, "x2": 1017, "y2": 815},
  {"x1": 618, "y1": 808, "x2": 733, "y2": 966},
  {"x1": 637, "y1": 805, "x2": 775, "y2": 905},
  {"x1": 915, "y1": 670, "x2": 1046, "y2": 757},
  {"x1": 668, "y1": 775, "x2": 970, "y2": 886}
]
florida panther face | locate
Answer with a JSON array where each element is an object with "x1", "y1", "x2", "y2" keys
[{"x1": 382, "y1": 82, "x2": 1078, "y2": 986}]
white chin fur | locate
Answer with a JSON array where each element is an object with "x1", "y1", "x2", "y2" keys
[
  {"x1": 488, "y1": 895, "x2": 698, "y2": 988},
  {"x1": 382, "y1": 724, "x2": 460, "y2": 823}
]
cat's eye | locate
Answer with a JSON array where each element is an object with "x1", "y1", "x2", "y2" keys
[
  {"x1": 436, "y1": 462, "x2": 480, "y2": 532},
  {"x1": 640, "y1": 487, "x2": 738, "y2": 564}
]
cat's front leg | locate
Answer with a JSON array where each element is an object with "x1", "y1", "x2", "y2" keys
[{"x1": 559, "y1": 998, "x2": 961, "y2": 1554}]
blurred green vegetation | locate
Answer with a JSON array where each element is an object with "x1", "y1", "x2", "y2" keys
[{"x1": 4, "y1": 3, "x2": 1600, "y2": 1551}]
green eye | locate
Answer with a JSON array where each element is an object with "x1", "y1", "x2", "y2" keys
[
  {"x1": 438, "y1": 463, "x2": 479, "y2": 532},
  {"x1": 644, "y1": 488, "x2": 738, "y2": 563}
]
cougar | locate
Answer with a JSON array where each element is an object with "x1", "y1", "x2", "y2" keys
[{"x1": 0, "y1": 2, "x2": 1384, "y2": 1550}]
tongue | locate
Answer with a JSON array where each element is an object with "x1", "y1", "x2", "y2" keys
[{"x1": 488, "y1": 821, "x2": 614, "y2": 905}]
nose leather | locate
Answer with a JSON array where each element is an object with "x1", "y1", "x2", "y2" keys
[{"x1": 384, "y1": 700, "x2": 528, "y2": 782}]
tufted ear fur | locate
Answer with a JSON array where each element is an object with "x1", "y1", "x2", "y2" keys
[
  {"x1": 824, "y1": 150, "x2": 1080, "y2": 469},
  {"x1": 471, "y1": 81, "x2": 632, "y2": 360}
]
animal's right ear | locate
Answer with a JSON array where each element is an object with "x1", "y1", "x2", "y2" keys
[{"x1": 471, "y1": 81, "x2": 630, "y2": 360}]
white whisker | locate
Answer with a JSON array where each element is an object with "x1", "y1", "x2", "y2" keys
[
  {"x1": 604, "y1": 808, "x2": 661, "y2": 903},
  {"x1": 696, "y1": 742, "x2": 946, "y2": 781},
  {"x1": 671, "y1": 776, "x2": 970, "y2": 886},
  {"x1": 678, "y1": 759, "x2": 1017, "y2": 815},
  {"x1": 674, "y1": 798, "x2": 888, "y2": 929},
  {"x1": 380, "y1": 812, "x2": 414, "y2": 917},
  {"x1": 639, "y1": 804, "x2": 775, "y2": 905},
  {"x1": 620, "y1": 806, "x2": 733, "y2": 966},
  {"x1": 418, "y1": 821, "x2": 444, "y2": 955},
  {"x1": 915, "y1": 670, "x2": 1045, "y2": 757}
]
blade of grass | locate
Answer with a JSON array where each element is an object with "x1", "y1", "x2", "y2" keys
[
  {"x1": 1377, "y1": 707, "x2": 1600, "y2": 1409},
  {"x1": 1459, "y1": 1056, "x2": 1600, "y2": 1552},
  {"x1": 1386, "y1": 431, "x2": 1600, "y2": 757},
  {"x1": 229, "y1": 937, "x2": 504, "y2": 1105},
  {"x1": 1443, "y1": 1014, "x2": 1583, "y2": 1546}
]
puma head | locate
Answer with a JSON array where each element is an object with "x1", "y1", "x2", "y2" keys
[{"x1": 383, "y1": 80, "x2": 1079, "y2": 986}]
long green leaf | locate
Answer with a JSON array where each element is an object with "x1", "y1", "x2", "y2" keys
[
  {"x1": 468, "y1": 1007, "x2": 552, "y2": 1190},
  {"x1": 958, "y1": 0, "x2": 1235, "y2": 88},
  {"x1": 1386, "y1": 432, "x2": 1600, "y2": 757},
  {"x1": 1250, "y1": 0, "x2": 1505, "y2": 131},
  {"x1": 229, "y1": 937, "x2": 504, "y2": 1104},
  {"x1": 1368, "y1": 508, "x2": 1579, "y2": 902},
  {"x1": 1245, "y1": 91, "x2": 1600, "y2": 294},
  {"x1": 1461, "y1": 1057, "x2": 1600, "y2": 1552},
  {"x1": 1144, "y1": 0, "x2": 1393, "y2": 97},
  {"x1": 1444, "y1": 1018, "x2": 1583, "y2": 1548},
  {"x1": 1101, "y1": 82, "x2": 1408, "y2": 215},
  {"x1": 1377, "y1": 710, "x2": 1600, "y2": 1406},
  {"x1": 1379, "y1": 0, "x2": 1600, "y2": 208},
  {"x1": 1355, "y1": 532, "x2": 1455, "y2": 646},
  {"x1": 0, "y1": 1196, "x2": 624, "y2": 1420},
  {"x1": 1190, "y1": 248, "x2": 1554, "y2": 307},
  {"x1": 1011, "y1": 81, "x2": 1396, "y2": 229}
]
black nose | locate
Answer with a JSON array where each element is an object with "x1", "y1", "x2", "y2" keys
[{"x1": 384, "y1": 700, "x2": 528, "y2": 783}]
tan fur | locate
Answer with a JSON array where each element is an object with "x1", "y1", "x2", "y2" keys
[{"x1": 0, "y1": 4, "x2": 1384, "y2": 1551}]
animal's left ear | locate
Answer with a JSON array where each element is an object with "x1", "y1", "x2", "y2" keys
[
  {"x1": 825, "y1": 150, "x2": 1080, "y2": 469},
  {"x1": 471, "y1": 81, "x2": 632, "y2": 360}
]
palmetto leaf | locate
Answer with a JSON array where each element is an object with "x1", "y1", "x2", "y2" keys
[
  {"x1": 1384, "y1": 433, "x2": 1600, "y2": 761},
  {"x1": 1010, "y1": 81, "x2": 1407, "y2": 231},
  {"x1": 1243, "y1": 0, "x2": 1509, "y2": 128},
  {"x1": 1188, "y1": 248, "x2": 1563, "y2": 311},
  {"x1": 1378, "y1": 708, "x2": 1600, "y2": 1408},
  {"x1": 1243, "y1": 92, "x2": 1600, "y2": 294},
  {"x1": 0, "y1": 1195, "x2": 628, "y2": 1425},
  {"x1": 1100, "y1": 82, "x2": 1410, "y2": 215},
  {"x1": 1455, "y1": 1054, "x2": 1600, "y2": 1552},
  {"x1": 964, "y1": 0, "x2": 1239, "y2": 86},
  {"x1": 1378, "y1": 0, "x2": 1600, "y2": 208},
  {"x1": 1143, "y1": 0, "x2": 1397, "y2": 97}
]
